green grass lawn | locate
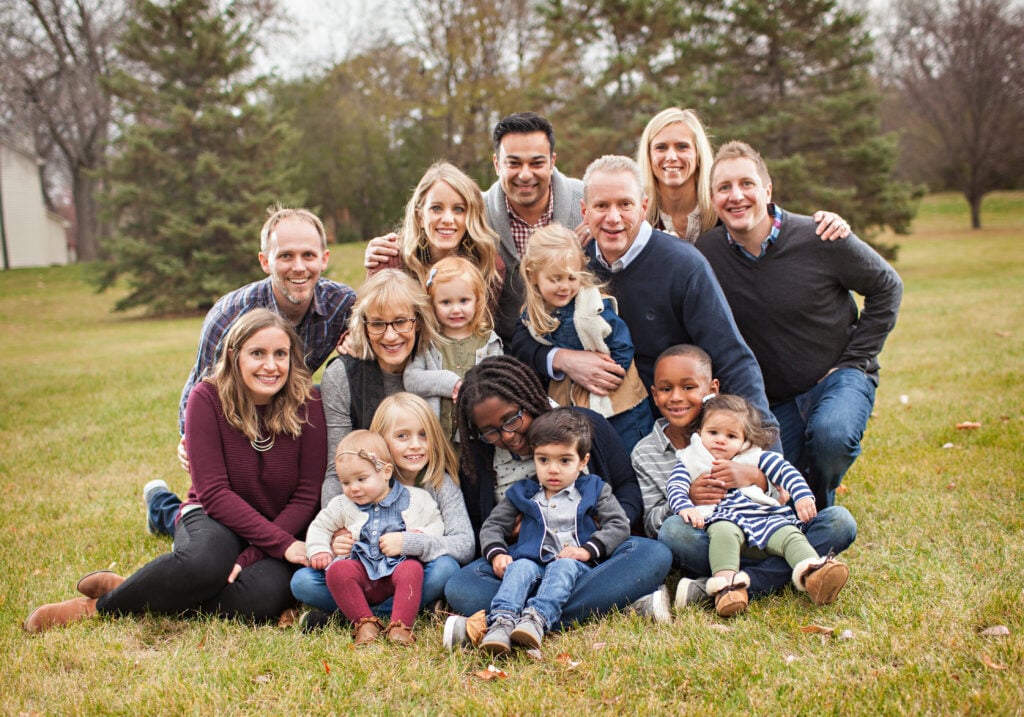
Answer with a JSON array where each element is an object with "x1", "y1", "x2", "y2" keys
[{"x1": 2, "y1": 192, "x2": 1022, "y2": 715}]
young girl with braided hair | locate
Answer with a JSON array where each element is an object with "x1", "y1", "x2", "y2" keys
[{"x1": 441, "y1": 355, "x2": 674, "y2": 644}]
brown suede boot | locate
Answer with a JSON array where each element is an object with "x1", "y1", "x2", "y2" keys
[
  {"x1": 352, "y1": 616, "x2": 384, "y2": 646},
  {"x1": 384, "y1": 619, "x2": 415, "y2": 646},
  {"x1": 24, "y1": 597, "x2": 98, "y2": 633},
  {"x1": 794, "y1": 555, "x2": 849, "y2": 606},
  {"x1": 76, "y1": 570, "x2": 125, "y2": 599},
  {"x1": 706, "y1": 571, "x2": 751, "y2": 618}
]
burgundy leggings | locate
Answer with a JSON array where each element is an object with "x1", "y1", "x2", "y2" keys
[{"x1": 325, "y1": 558, "x2": 424, "y2": 625}]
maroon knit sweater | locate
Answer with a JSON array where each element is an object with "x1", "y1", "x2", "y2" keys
[{"x1": 183, "y1": 382, "x2": 327, "y2": 569}]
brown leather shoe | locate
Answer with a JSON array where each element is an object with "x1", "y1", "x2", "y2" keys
[
  {"x1": 76, "y1": 570, "x2": 125, "y2": 599},
  {"x1": 24, "y1": 597, "x2": 98, "y2": 633},
  {"x1": 384, "y1": 619, "x2": 415, "y2": 646},
  {"x1": 352, "y1": 616, "x2": 384, "y2": 646}
]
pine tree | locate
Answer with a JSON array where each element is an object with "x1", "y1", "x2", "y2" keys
[
  {"x1": 699, "y1": 0, "x2": 921, "y2": 248},
  {"x1": 99, "y1": 0, "x2": 299, "y2": 314}
]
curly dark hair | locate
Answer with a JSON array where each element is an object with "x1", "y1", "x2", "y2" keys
[
  {"x1": 700, "y1": 394, "x2": 778, "y2": 449},
  {"x1": 454, "y1": 355, "x2": 552, "y2": 482}
]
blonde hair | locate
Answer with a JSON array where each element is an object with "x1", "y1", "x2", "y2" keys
[
  {"x1": 370, "y1": 392, "x2": 459, "y2": 491},
  {"x1": 399, "y1": 162, "x2": 500, "y2": 298},
  {"x1": 424, "y1": 255, "x2": 493, "y2": 339},
  {"x1": 334, "y1": 429, "x2": 394, "y2": 474},
  {"x1": 347, "y1": 269, "x2": 442, "y2": 364},
  {"x1": 519, "y1": 224, "x2": 603, "y2": 336},
  {"x1": 636, "y1": 108, "x2": 717, "y2": 234},
  {"x1": 206, "y1": 308, "x2": 313, "y2": 442}
]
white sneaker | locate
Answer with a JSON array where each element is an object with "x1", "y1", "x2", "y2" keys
[
  {"x1": 674, "y1": 577, "x2": 711, "y2": 610},
  {"x1": 629, "y1": 584, "x2": 671, "y2": 623}
]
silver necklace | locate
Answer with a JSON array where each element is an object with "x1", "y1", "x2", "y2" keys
[{"x1": 251, "y1": 431, "x2": 275, "y2": 452}]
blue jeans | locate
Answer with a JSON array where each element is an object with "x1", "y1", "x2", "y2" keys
[
  {"x1": 771, "y1": 367, "x2": 876, "y2": 509},
  {"x1": 148, "y1": 487, "x2": 182, "y2": 537},
  {"x1": 290, "y1": 555, "x2": 459, "y2": 618},
  {"x1": 607, "y1": 401, "x2": 654, "y2": 454},
  {"x1": 490, "y1": 558, "x2": 591, "y2": 629},
  {"x1": 445, "y1": 537, "x2": 672, "y2": 631},
  {"x1": 657, "y1": 505, "x2": 857, "y2": 598}
]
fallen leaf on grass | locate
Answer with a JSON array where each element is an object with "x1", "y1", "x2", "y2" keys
[
  {"x1": 525, "y1": 649, "x2": 543, "y2": 661},
  {"x1": 556, "y1": 653, "x2": 581, "y2": 669},
  {"x1": 838, "y1": 629, "x2": 855, "y2": 641},
  {"x1": 980, "y1": 654, "x2": 1006, "y2": 670},
  {"x1": 800, "y1": 624, "x2": 835, "y2": 635},
  {"x1": 277, "y1": 608, "x2": 298, "y2": 628},
  {"x1": 196, "y1": 635, "x2": 205, "y2": 649},
  {"x1": 946, "y1": 482, "x2": 956, "y2": 490},
  {"x1": 323, "y1": 661, "x2": 331, "y2": 674},
  {"x1": 995, "y1": 331, "x2": 1011, "y2": 338},
  {"x1": 472, "y1": 665, "x2": 509, "y2": 681},
  {"x1": 784, "y1": 654, "x2": 799, "y2": 664},
  {"x1": 980, "y1": 625, "x2": 1010, "y2": 637},
  {"x1": 836, "y1": 485, "x2": 849, "y2": 496},
  {"x1": 709, "y1": 623, "x2": 733, "y2": 633},
  {"x1": 956, "y1": 421, "x2": 982, "y2": 430},
  {"x1": 253, "y1": 674, "x2": 271, "y2": 684}
]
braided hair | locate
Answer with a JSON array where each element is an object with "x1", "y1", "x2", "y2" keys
[{"x1": 454, "y1": 355, "x2": 552, "y2": 483}]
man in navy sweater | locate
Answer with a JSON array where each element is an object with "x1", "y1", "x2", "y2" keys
[
  {"x1": 511, "y1": 154, "x2": 775, "y2": 448},
  {"x1": 697, "y1": 141, "x2": 902, "y2": 509}
]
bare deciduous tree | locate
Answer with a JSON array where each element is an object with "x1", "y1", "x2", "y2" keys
[{"x1": 887, "y1": 0, "x2": 1024, "y2": 228}]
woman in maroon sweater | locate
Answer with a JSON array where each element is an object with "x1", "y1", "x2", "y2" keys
[{"x1": 25, "y1": 309, "x2": 327, "y2": 632}]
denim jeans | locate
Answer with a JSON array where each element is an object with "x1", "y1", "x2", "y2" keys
[
  {"x1": 490, "y1": 558, "x2": 591, "y2": 629},
  {"x1": 147, "y1": 487, "x2": 183, "y2": 537},
  {"x1": 444, "y1": 536, "x2": 672, "y2": 631},
  {"x1": 290, "y1": 555, "x2": 459, "y2": 618},
  {"x1": 657, "y1": 505, "x2": 857, "y2": 598},
  {"x1": 771, "y1": 367, "x2": 876, "y2": 509}
]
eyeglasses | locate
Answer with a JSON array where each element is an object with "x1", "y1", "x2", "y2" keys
[
  {"x1": 364, "y1": 317, "x2": 416, "y2": 335},
  {"x1": 476, "y1": 409, "x2": 525, "y2": 444}
]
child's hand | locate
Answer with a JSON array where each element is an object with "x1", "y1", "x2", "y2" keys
[
  {"x1": 557, "y1": 546, "x2": 591, "y2": 562},
  {"x1": 177, "y1": 435, "x2": 190, "y2": 472},
  {"x1": 331, "y1": 527, "x2": 354, "y2": 557},
  {"x1": 491, "y1": 554, "x2": 513, "y2": 579},
  {"x1": 795, "y1": 497, "x2": 818, "y2": 523},
  {"x1": 310, "y1": 552, "x2": 333, "y2": 570},
  {"x1": 679, "y1": 507, "x2": 705, "y2": 528},
  {"x1": 378, "y1": 532, "x2": 404, "y2": 556},
  {"x1": 452, "y1": 380, "x2": 462, "y2": 403}
]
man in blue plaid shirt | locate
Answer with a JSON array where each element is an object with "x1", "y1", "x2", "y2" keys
[{"x1": 145, "y1": 207, "x2": 356, "y2": 537}]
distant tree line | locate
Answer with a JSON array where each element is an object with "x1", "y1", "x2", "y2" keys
[{"x1": 1, "y1": 0, "x2": 1020, "y2": 314}]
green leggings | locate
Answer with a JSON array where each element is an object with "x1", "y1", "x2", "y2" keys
[{"x1": 707, "y1": 521, "x2": 818, "y2": 575}]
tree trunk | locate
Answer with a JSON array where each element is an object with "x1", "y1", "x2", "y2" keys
[
  {"x1": 72, "y1": 169, "x2": 101, "y2": 261},
  {"x1": 968, "y1": 193, "x2": 983, "y2": 230}
]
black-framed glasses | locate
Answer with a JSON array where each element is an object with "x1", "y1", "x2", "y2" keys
[
  {"x1": 476, "y1": 409, "x2": 525, "y2": 444},
  {"x1": 364, "y1": 317, "x2": 416, "y2": 335}
]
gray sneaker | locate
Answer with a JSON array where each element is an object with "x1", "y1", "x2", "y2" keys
[
  {"x1": 510, "y1": 608, "x2": 545, "y2": 649},
  {"x1": 675, "y1": 577, "x2": 711, "y2": 609},
  {"x1": 142, "y1": 479, "x2": 169, "y2": 536},
  {"x1": 629, "y1": 584, "x2": 672, "y2": 623},
  {"x1": 479, "y1": 615, "x2": 515, "y2": 656},
  {"x1": 442, "y1": 610, "x2": 487, "y2": 649}
]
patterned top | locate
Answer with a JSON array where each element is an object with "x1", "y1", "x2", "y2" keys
[
  {"x1": 178, "y1": 277, "x2": 356, "y2": 431},
  {"x1": 505, "y1": 190, "x2": 554, "y2": 258},
  {"x1": 666, "y1": 450, "x2": 815, "y2": 549}
]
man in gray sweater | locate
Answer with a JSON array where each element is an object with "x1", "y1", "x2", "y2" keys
[
  {"x1": 483, "y1": 112, "x2": 586, "y2": 342},
  {"x1": 696, "y1": 141, "x2": 903, "y2": 510}
]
